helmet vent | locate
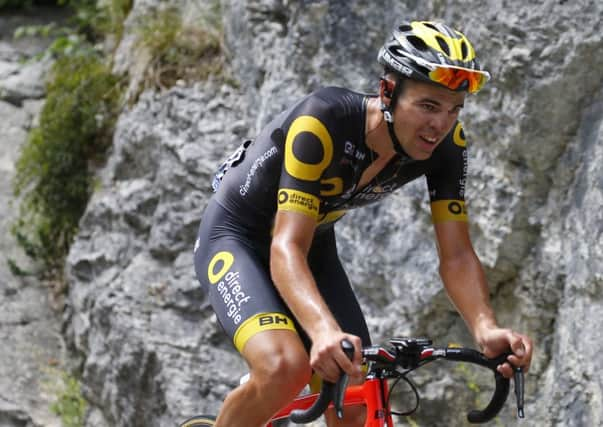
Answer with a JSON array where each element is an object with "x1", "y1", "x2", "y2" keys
[
  {"x1": 390, "y1": 46, "x2": 407, "y2": 57},
  {"x1": 460, "y1": 41, "x2": 469, "y2": 59},
  {"x1": 407, "y1": 35, "x2": 429, "y2": 51},
  {"x1": 436, "y1": 36, "x2": 450, "y2": 56},
  {"x1": 423, "y1": 22, "x2": 440, "y2": 32},
  {"x1": 414, "y1": 64, "x2": 430, "y2": 76},
  {"x1": 398, "y1": 24, "x2": 412, "y2": 32}
]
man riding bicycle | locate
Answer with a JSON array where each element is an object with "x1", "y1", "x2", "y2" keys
[{"x1": 193, "y1": 20, "x2": 533, "y2": 427}]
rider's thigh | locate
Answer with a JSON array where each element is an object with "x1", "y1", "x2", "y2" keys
[{"x1": 242, "y1": 329, "x2": 312, "y2": 392}]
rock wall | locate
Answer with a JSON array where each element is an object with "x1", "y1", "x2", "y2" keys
[
  {"x1": 0, "y1": 8, "x2": 67, "y2": 427},
  {"x1": 2, "y1": 0, "x2": 602, "y2": 426}
]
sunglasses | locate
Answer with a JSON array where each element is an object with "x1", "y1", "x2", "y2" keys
[
  {"x1": 429, "y1": 65, "x2": 490, "y2": 93},
  {"x1": 400, "y1": 50, "x2": 491, "y2": 93}
]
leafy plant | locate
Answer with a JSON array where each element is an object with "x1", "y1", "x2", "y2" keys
[
  {"x1": 13, "y1": 0, "x2": 133, "y2": 56},
  {"x1": 13, "y1": 51, "x2": 122, "y2": 278},
  {"x1": 11, "y1": 0, "x2": 127, "y2": 282},
  {"x1": 10, "y1": 0, "x2": 227, "y2": 284},
  {"x1": 49, "y1": 370, "x2": 88, "y2": 427},
  {"x1": 135, "y1": 4, "x2": 229, "y2": 91},
  {"x1": 66, "y1": 0, "x2": 133, "y2": 42},
  {"x1": 6, "y1": 257, "x2": 33, "y2": 277}
]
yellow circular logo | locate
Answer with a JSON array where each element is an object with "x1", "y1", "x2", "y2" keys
[
  {"x1": 285, "y1": 116, "x2": 333, "y2": 181},
  {"x1": 453, "y1": 122, "x2": 466, "y2": 147},
  {"x1": 278, "y1": 190, "x2": 289, "y2": 204},
  {"x1": 207, "y1": 251, "x2": 234, "y2": 284}
]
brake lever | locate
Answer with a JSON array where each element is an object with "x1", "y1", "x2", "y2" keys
[
  {"x1": 514, "y1": 366, "x2": 525, "y2": 418},
  {"x1": 334, "y1": 340, "x2": 355, "y2": 419},
  {"x1": 333, "y1": 372, "x2": 350, "y2": 419}
]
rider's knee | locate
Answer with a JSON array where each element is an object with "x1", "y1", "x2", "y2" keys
[
  {"x1": 263, "y1": 346, "x2": 311, "y2": 385},
  {"x1": 249, "y1": 342, "x2": 311, "y2": 392}
]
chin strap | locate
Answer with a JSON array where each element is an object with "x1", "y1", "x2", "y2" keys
[{"x1": 381, "y1": 76, "x2": 409, "y2": 157}]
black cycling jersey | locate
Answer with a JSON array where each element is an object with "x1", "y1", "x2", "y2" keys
[
  {"x1": 195, "y1": 86, "x2": 469, "y2": 353},
  {"x1": 213, "y1": 86, "x2": 468, "y2": 232}
]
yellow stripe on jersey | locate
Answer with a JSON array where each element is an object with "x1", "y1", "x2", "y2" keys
[
  {"x1": 277, "y1": 188, "x2": 320, "y2": 219},
  {"x1": 233, "y1": 312, "x2": 297, "y2": 352},
  {"x1": 320, "y1": 177, "x2": 344, "y2": 196},
  {"x1": 431, "y1": 200, "x2": 468, "y2": 223}
]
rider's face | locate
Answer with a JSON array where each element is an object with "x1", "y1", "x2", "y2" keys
[{"x1": 392, "y1": 80, "x2": 466, "y2": 160}]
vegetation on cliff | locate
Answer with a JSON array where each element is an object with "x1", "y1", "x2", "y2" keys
[{"x1": 9, "y1": 0, "x2": 227, "y2": 286}]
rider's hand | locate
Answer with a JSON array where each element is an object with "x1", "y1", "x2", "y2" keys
[
  {"x1": 476, "y1": 325, "x2": 533, "y2": 379},
  {"x1": 309, "y1": 330, "x2": 363, "y2": 383}
]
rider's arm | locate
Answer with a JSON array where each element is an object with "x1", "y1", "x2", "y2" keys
[
  {"x1": 270, "y1": 210, "x2": 337, "y2": 335},
  {"x1": 433, "y1": 220, "x2": 533, "y2": 377},
  {"x1": 270, "y1": 210, "x2": 362, "y2": 382}
]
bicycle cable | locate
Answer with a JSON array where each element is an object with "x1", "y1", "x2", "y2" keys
[{"x1": 386, "y1": 367, "x2": 422, "y2": 417}]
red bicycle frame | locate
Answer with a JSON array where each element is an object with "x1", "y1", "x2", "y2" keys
[
  {"x1": 267, "y1": 377, "x2": 395, "y2": 427},
  {"x1": 178, "y1": 339, "x2": 523, "y2": 427}
]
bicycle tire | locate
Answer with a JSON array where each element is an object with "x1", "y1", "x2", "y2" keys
[{"x1": 179, "y1": 415, "x2": 217, "y2": 427}]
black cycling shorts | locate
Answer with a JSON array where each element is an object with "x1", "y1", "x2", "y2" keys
[{"x1": 193, "y1": 199, "x2": 371, "y2": 353}]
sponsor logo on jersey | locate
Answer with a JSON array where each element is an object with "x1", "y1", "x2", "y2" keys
[
  {"x1": 430, "y1": 199, "x2": 468, "y2": 223},
  {"x1": 355, "y1": 150, "x2": 366, "y2": 161},
  {"x1": 284, "y1": 115, "x2": 333, "y2": 181},
  {"x1": 207, "y1": 251, "x2": 251, "y2": 326},
  {"x1": 352, "y1": 183, "x2": 399, "y2": 202},
  {"x1": 343, "y1": 141, "x2": 366, "y2": 161},
  {"x1": 344, "y1": 141, "x2": 354, "y2": 155},
  {"x1": 459, "y1": 149, "x2": 468, "y2": 199},
  {"x1": 277, "y1": 189, "x2": 320, "y2": 219},
  {"x1": 239, "y1": 146, "x2": 278, "y2": 196},
  {"x1": 453, "y1": 122, "x2": 467, "y2": 147}
]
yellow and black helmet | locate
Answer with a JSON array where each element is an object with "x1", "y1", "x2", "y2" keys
[{"x1": 378, "y1": 21, "x2": 490, "y2": 93}]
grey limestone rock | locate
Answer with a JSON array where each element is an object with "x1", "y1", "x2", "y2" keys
[{"x1": 1, "y1": 0, "x2": 602, "y2": 426}]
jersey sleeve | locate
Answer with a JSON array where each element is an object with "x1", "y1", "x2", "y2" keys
[
  {"x1": 276, "y1": 95, "x2": 337, "y2": 221},
  {"x1": 426, "y1": 121, "x2": 469, "y2": 223}
]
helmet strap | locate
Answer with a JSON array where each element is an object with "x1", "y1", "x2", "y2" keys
[{"x1": 381, "y1": 75, "x2": 409, "y2": 157}]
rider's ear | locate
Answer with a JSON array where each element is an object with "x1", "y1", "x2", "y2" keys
[{"x1": 380, "y1": 78, "x2": 394, "y2": 106}]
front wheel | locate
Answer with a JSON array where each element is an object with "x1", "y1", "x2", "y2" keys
[{"x1": 179, "y1": 415, "x2": 217, "y2": 427}]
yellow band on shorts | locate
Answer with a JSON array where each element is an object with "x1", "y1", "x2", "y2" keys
[{"x1": 233, "y1": 312, "x2": 297, "y2": 352}]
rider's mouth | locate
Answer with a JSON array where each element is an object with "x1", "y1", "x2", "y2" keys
[{"x1": 420, "y1": 135, "x2": 438, "y2": 145}]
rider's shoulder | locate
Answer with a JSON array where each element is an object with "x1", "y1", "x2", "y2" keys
[
  {"x1": 311, "y1": 86, "x2": 367, "y2": 102},
  {"x1": 298, "y1": 86, "x2": 351, "y2": 105},
  {"x1": 441, "y1": 121, "x2": 468, "y2": 150},
  {"x1": 429, "y1": 121, "x2": 468, "y2": 163},
  {"x1": 293, "y1": 86, "x2": 366, "y2": 120}
]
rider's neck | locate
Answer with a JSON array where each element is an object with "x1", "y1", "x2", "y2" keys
[{"x1": 365, "y1": 97, "x2": 396, "y2": 159}]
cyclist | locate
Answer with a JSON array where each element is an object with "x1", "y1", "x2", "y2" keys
[{"x1": 194, "y1": 20, "x2": 533, "y2": 427}]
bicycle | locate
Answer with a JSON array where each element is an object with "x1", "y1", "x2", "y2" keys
[{"x1": 179, "y1": 337, "x2": 525, "y2": 426}]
